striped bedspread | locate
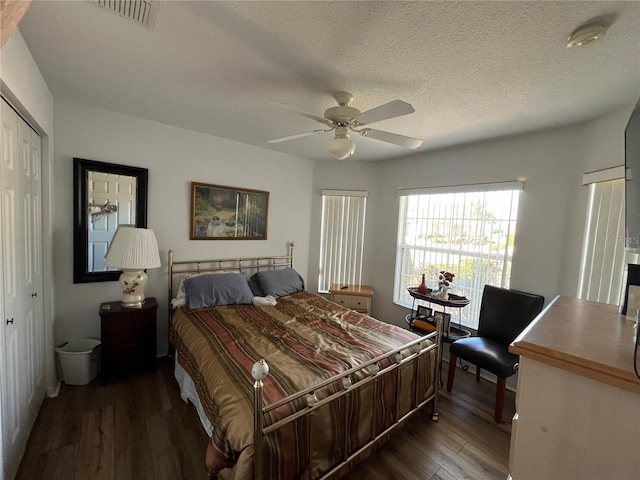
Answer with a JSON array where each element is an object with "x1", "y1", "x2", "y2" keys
[{"x1": 169, "y1": 290, "x2": 435, "y2": 480}]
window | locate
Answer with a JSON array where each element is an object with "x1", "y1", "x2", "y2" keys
[
  {"x1": 318, "y1": 190, "x2": 367, "y2": 293},
  {"x1": 578, "y1": 167, "x2": 638, "y2": 304},
  {"x1": 394, "y1": 182, "x2": 522, "y2": 329}
]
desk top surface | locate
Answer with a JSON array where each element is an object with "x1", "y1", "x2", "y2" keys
[{"x1": 510, "y1": 295, "x2": 640, "y2": 394}]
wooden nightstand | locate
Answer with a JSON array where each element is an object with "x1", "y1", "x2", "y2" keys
[
  {"x1": 329, "y1": 284, "x2": 374, "y2": 315},
  {"x1": 99, "y1": 297, "x2": 158, "y2": 385}
]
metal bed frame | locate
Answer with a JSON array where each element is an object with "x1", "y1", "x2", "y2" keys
[{"x1": 168, "y1": 242, "x2": 441, "y2": 480}]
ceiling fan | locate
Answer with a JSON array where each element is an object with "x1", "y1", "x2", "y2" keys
[{"x1": 269, "y1": 92, "x2": 423, "y2": 159}]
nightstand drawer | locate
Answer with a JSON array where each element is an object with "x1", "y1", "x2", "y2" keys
[
  {"x1": 329, "y1": 284, "x2": 374, "y2": 315},
  {"x1": 332, "y1": 294, "x2": 353, "y2": 308},
  {"x1": 351, "y1": 296, "x2": 371, "y2": 312}
]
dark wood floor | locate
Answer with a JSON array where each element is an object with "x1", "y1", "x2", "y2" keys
[{"x1": 16, "y1": 358, "x2": 514, "y2": 480}]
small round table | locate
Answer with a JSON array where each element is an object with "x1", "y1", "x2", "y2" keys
[
  {"x1": 406, "y1": 287, "x2": 471, "y2": 338},
  {"x1": 406, "y1": 288, "x2": 472, "y2": 384}
]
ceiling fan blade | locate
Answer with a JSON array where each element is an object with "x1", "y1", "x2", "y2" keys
[
  {"x1": 353, "y1": 100, "x2": 415, "y2": 126},
  {"x1": 271, "y1": 102, "x2": 331, "y2": 125},
  {"x1": 268, "y1": 129, "x2": 332, "y2": 144},
  {"x1": 360, "y1": 128, "x2": 423, "y2": 149}
]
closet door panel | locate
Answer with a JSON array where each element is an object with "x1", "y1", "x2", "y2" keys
[
  {"x1": 31, "y1": 129, "x2": 43, "y2": 389},
  {"x1": 18, "y1": 118, "x2": 34, "y2": 412},
  {"x1": 1, "y1": 99, "x2": 26, "y2": 474}
]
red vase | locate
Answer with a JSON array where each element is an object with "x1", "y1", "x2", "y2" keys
[{"x1": 418, "y1": 274, "x2": 427, "y2": 294}]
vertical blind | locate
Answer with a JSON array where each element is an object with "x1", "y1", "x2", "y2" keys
[
  {"x1": 318, "y1": 190, "x2": 367, "y2": 293},
  {"x1": 578, "y1": 177, "x2": 633, "y2": 304}
]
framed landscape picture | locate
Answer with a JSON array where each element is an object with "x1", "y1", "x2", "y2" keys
[{"x1": 190, "y1": 182, "x2": 269, "y2": 240}]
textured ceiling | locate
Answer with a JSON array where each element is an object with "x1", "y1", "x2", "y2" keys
[{"x1": 17, "y1": 1, "x2": 640, "y2": 162}]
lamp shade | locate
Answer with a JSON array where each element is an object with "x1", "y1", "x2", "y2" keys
[
  {"x1": 104, "y1": 226, "x2": 160, "y2": 308},
  {"x1": 105, "y1": 226, "x2": 161, "y2": 269}
]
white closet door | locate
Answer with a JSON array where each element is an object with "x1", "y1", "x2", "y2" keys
[
  {"x1": 1, "y1": 99, "x2": 25, "y2": 479},
  {"x1": 21, "y1": 118, "x2": 44, "y2": 429},
  {"x1": 30, "y1": 126, "x2": 44, "y2": 409},
  {"x1": 0, "y1": 98, "x2": 45, "y2": 480}
]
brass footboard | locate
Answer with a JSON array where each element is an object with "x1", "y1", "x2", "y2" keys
[{"x1": 251, "y1": 318, "x2": 441, "y2": 480}]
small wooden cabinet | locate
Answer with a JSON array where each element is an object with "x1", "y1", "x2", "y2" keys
[
  {"x1": 99, "y1": 297, "x2": 158, "y2": 384},
  {"x1": 329, "y1": 284, "x2": 374, "y2": 315}
]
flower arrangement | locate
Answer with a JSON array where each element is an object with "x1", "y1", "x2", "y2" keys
[{"x1": 432, "y1": 270, "x2": 455, "y2": 299}]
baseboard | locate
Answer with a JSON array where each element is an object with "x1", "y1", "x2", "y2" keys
[{"x1": 46, "y1": 380, "x2": 61, "y2": 398}]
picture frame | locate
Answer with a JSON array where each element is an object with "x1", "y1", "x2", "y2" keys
[
  {"x1": 190, "y1": 182, "x2": 269, "y2": 240},
  {"x1": 433, "y1": 311, "x2": 452, "y2": 335},
  {"x1": 417, "y1": 305, "x2": 432, "y2": 319}
]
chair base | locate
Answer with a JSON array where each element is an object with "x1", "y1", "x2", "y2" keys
[{"x1": 447, "y1": 353, "x2": 507, "y2": 423}]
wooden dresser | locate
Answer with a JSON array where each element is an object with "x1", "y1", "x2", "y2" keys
[{"x1": 508, "y1": 296, "x2": 640, "y2": 479}]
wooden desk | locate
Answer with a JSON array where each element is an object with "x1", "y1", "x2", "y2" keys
[
  {"x1": 329, "y1": 284, "x2": 374, "y2": 315},
  {"x1": 507, "y1": 296, "x2": 640, "y2": 479}
]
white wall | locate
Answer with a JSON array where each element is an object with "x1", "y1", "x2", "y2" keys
[
  {"x1": 0, "y1": 32, "x2": 57, "y2": 395},
  {"x1": 309, "y1": 111, "x2": 633, "y2": 328},
  {"x1": 53, "y1": 99, "x2": 314, "y2": 355}
]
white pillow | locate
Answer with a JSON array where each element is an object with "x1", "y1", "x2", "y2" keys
[{"x1": 171, "y1": 270, "x2": 235, "y2": 308}]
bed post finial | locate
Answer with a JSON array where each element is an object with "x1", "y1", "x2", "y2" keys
[
  {"x1": 289, "y1": 241, "x2": 295, "y2": 268},
  {"x1": 168, "y1": 250, "x2": 174, "y2": 325},
  {"x1": 252, "y1": 358, "x2": 269, "y2": 385},
  {"x1": 252, "y1": 359, "x2": 268, "y2": 480}
]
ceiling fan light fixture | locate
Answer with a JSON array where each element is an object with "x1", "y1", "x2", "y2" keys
[
  {"x1": 327, "y1": 132, "x2": 355, "y2": 160},
  {"x1": 567, "y1": 22, "x2": 608, "y2": 48},
  {"x1": 270, "y1": 93, "x2": 421, "y2": 159}
]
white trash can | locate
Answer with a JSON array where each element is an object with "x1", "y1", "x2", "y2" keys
[{"x1": 56, "y1": 339, "x2": 101, "y2": 385}]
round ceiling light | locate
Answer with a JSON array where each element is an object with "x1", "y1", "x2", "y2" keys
[
  {"x1": 327, "y1": 127, "x2": 356, "y2": 160},
  {"x1": 567, "y1": 23, "x2": 608, "y2": 48}
]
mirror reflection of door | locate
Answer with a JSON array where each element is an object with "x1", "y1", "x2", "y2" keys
[{"x1": 87, "y1": 171, "x2": 137, "y2": 272}]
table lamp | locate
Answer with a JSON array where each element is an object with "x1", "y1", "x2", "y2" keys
[{"x1": 104, "y1": 225, "x2": 161, "y2": 308}]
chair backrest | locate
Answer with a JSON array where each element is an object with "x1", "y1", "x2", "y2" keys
[{"x1": 477, "y1": 285, "x2": 545, "y2": 346}]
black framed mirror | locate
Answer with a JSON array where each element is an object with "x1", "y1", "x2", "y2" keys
[{"x1": 73, "y1": 158, "x2": 149, "y2": 283}]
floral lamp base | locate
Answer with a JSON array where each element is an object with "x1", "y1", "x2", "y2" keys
[{"x1": 119, "y1": 269, "x2": 148, "y2": 308}]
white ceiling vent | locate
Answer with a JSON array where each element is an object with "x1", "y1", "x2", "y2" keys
[{"x1": 89, "y1": 0, "x2": 159, "y2": 30}]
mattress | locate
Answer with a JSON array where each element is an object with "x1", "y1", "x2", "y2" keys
[{"x1": 174, "y1": 357, "x2": 213, "y2": 436}]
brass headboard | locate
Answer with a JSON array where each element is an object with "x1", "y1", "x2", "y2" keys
[{"x1": 167, "y1": 241, "x2": 294, "y2": 317}]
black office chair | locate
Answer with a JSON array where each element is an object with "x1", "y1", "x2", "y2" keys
[{"x1": 446, "y1": 285, "x2": 544, "y2": 422}]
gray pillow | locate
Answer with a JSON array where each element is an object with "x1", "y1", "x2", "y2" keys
[
  {"x1": 256, "y1": 268, "x2": 305, "y2": 298},
  {"x1": 247, "y1": 274, "x2": 265, "y2": 297},
  {"x1": 184, "y1": 273, "x2": 254, "y2": 309}
]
